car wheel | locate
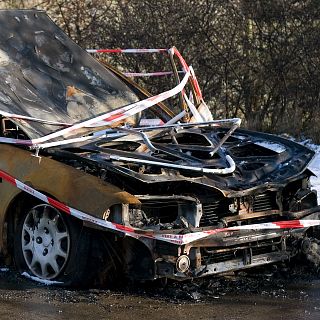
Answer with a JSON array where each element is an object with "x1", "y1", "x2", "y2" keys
[
  {"x1": 17, "y1": 204, "x2": 71, "y2": 280},
  {"x1": 14, "y1": 203, "x2": 120, "y2": 286}
]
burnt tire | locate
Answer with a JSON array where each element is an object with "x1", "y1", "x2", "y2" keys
[
  {"x1": 13, "y1": 203, "x2": 121, "y2": 287},
  {"x1": 301, "y1": 237, "x2": 320, "y2": 269}
]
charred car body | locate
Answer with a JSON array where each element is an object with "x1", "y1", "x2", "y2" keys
[{"x1": 0, "y1": 10, "x2": 319, "y2": 286}]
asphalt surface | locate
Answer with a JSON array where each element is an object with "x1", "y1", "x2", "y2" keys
[{"x1": 1, "y1": 265, "x2": 320, "y2": 320}]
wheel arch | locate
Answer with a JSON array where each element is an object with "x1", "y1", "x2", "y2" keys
[{"x1": 2, "y1": 189, "x2": 156, "y2": 283}]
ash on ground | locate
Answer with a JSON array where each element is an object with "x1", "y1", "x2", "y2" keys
[
  {"x1": 0, "y1": 259, "x2": 319, "y2": 304},
  {"x1": 119, "y1": 259, "x2": 320, "y2": 302}
]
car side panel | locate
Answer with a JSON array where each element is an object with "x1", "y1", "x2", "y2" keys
[{"x1": 0, "y1": 144, "x2": 139, "y2": 252}]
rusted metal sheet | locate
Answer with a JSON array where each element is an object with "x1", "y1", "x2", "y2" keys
[{"x1": 0, "y1": 144, "x2": 140, "y2": 252}]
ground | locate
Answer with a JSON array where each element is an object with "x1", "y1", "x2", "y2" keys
[{"x1": 1, "y1": 265, "x2": 320, "y2": 320}]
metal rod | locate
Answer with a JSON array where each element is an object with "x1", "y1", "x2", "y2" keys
[
  {"x1": 116, "y1": 127, "x2": 158, "y2": 153},
  {"x1": 107, "y1": 153, "x2": 236, "y2": 175}
]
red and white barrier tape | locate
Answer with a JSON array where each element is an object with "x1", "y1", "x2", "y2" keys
[
  {"x1": 0, "y1": 70, "x2": 190, "y2": 147},
  {"x1": 86, "y1": 48, "x2": 167, "y2": 54},
  {"x1": 0, "y1": 111, "x2": 71, "y2": 126},
  {"x1": 123, "y1": 71, "x2": 175, "y2": 77},
  {"x1": 88, "y1": 46, "x2": 203, "y2": 99},
  {"x1": 0, "y1": 118, "x2": 238, "y2": 150},
  {"x1": 169, "y1": 48, "x2": 203, "y2": 100},
  {"x1": 0, "y1": 168, "x2": 319, "y2": 246},
  {"x1": 0, "y1": 47, "x2": 201, "y2": 147},
  {"x1": 34, "y1": 69, "x2": 190, "y2": 145}
]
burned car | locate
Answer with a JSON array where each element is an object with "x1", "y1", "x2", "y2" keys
[{"x1": 0, "y1": 9, "x2": 319, "y2": 286}]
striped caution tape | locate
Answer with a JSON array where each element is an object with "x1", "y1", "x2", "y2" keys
[
  {"x1": 123, "y1": 71, "x2": 179, "y2": 77},
  {"x1": 0, "y1": 47, "x2": 201, "y2": 147},
  {"x1": 0, "y1": 70, "x2": 191, "y2": 147},
  {"x1": 86, "y1": 48, "x2": 167, "y2": 54},
  {"x1": 169, "y1": 47, "x2": 203, "y2": 100},
  {"x1": 88, "y1": 46, "x2": 203, "y2": 99},
  {"x1": 0, "y1": 168, "x2": 319, "y2": 246},
  {"x1": 34, "y1": 69, "x2": 190, "y2": 144},
  {"x1": 0, "y1": 111, "x2": 71, "y2": 126}
]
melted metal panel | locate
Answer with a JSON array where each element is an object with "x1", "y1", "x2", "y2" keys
[{"x1": 0, "y1": 9, "x2": 139, "y2": 138}]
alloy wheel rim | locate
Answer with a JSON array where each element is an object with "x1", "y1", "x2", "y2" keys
[{"x1": 21, "y1": 204, "x2": 70, "y2": 280}]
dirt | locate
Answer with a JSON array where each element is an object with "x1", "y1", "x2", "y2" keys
[{"x1": 1, "y1": 262, "x2": 320, "y2": 320}]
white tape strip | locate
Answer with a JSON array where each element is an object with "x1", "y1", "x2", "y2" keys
[
  {"x1": 0, "y1": 111, "x2": 71, "y2": 126},
  {"x1": 124, "y1": 71, "x2": 172, "y2": 77},
  {"x1": 87, "y1": 48, "x2": 167, "y2": 53}
]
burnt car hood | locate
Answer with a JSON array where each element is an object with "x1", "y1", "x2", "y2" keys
[
  {"x1": 50, "y1": 126, "x2": 315, "y2": 196},
  {"x1": 0, "y1": 9, "x2": 139, "y2": 138}
]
